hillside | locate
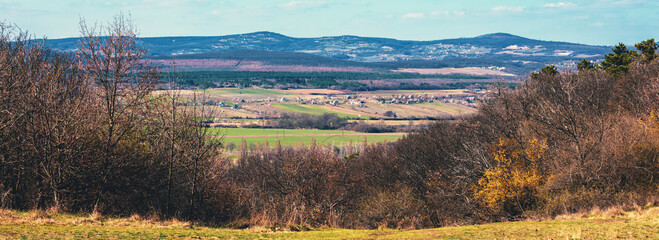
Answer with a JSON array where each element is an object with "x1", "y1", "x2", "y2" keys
[{"x1": 46, "y1": 32, "x2": 612, "y2": 75}]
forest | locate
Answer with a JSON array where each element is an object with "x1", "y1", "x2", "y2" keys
[
  {"x1": 0, "y1": 17, "x2": 657, "y2": 229},
  {"x1": 171, "y1": 70, "x2": 489, "y2": 90}
]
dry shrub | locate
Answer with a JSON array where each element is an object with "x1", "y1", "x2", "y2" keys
[
  {"x1": 231, "y1": 146, "x2": 349, "y2": 228},
  {"x1": 89, "y1": 210, "x2": 103, "y2": 221},
  {"x1": 357, "y1": 185, "x2": 424, "y2": 229}
]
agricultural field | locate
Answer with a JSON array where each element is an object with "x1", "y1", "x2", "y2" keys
[
  {"x1": 213, "y1": 127, "x2": 404, "y2": 148},
  {"x1": 157, "y1": 87, "x2": 485, "y2": 121},
  {"x1": 221, "y1": 88, "x2": 290, "y2": 95},
  {"x1": 347, "y1": 119, "x2": 435, "y2": 126},
  {"x1": 199, "y1": 88, "x2": 289, "y2": 95},
  {"x1": 1, "y1": 206, "x2": 656, "y2": 239},
  {"x1": 272, "y1": 104, "x2": 371, "y2": 119},
  {"x1": 152, "y1": 87, "x2": 484, "y2": 149}
]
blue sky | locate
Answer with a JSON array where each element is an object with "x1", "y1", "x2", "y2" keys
[{"x1": 1, "y1": 0, "x2": 657, "y2": 45}]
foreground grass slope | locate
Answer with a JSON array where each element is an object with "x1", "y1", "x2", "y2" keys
[{"x1": 1, "y1": 206, "x2": 656, "y2": 239}]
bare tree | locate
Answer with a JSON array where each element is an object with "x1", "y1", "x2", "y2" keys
[
  {"x1": 76, "y1": 14, "x2": 158, "y2": 211},
  {"x1": 0, "y1": 22, "x2": 94, "y2": 210}
]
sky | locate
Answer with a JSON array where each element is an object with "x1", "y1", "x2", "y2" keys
[{"x1": 1, "y1": 0, "x2": 657, "y2": 46}]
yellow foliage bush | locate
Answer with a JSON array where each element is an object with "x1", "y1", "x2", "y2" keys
[
  {"x1": 474, "y1": 138, "x2": 548, "y2": 215},
  {"x1": 633, "y1": 111, "x2": 659, "y2": 187}
]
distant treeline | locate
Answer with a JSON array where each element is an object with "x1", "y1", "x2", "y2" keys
[
  {"x1": 149, "y1": 49, "x2": 540, "y2": 75},
  {"x1": 171, "y1": 70, "x2": 490, "y2": 90}
]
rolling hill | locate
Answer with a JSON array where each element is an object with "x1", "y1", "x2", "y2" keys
[{"x1": 47, "y1": 32, "x2": 613, "y2": 76}]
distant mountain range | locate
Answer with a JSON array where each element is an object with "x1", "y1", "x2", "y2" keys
[{"x1": 47, "y1": 32, "x2": 613, "y2": 76}]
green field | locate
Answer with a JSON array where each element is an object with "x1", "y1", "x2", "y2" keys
[
  {"x1": 212, "y1": 127, "x2": 403, "y2": 147},
  {"x1": 348, "y1": 119, "x2": 434, "y2": 126},
  {"x1": 1, "y1": 207, "x2": 656, "y2": 239},
  {"x1": 223, "y1": 133, "x2": 403, "y2": 147},
  {"x1": 211, "y1": 128, "x2": 364, "y2": 136},
  {"x1": 273, "y1": 104, "x2": 370, "y2": 119}
]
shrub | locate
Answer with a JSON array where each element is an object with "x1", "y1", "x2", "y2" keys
[
  {"x1": 473, "y1": 138, "x2": 548, "y2": 217},
  {"x1": 357, "y1": 185, "x2": 424, "y2": 229}
]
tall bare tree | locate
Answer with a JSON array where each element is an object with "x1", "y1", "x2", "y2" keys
[{"x1": 76, "y1": 15, "x2": 158, "y2": 211}]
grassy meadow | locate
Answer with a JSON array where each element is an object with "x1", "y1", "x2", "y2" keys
[
  {"x1": 1, "y1": 206, "x2": 656, "y2": 239},
  {"x1": 419, "y1": 102, "x2": 477, "y2": 115},
  {"x1": 212, "y1": 127, "x2": 404, "y2": 147},
  {"x1": 272, "y1": 103, "x2": 371, "y2": 119}
]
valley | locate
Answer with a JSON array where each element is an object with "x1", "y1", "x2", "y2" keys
[{"x1": 158, "y1": 87, "x2": 485, "y2": 152}]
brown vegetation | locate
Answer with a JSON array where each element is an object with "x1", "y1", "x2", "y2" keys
[
  {"x1": 224, "y1": 55, "x2": 658, "y2": 228},
  {"x1": 0, "y1": 17, "x2": 657, "y2": 231},
  {"x1": 0, "y1": 18, "x2": 224, "y2": 221}
]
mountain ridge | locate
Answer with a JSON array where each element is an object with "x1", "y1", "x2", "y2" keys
[{"x1": 46, "y1": 32, "x2": 613, "y2": 75}]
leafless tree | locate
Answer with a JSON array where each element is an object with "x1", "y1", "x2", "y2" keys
[{"x1": 76, "y1": 14, "x2": 159, "y2": 212}]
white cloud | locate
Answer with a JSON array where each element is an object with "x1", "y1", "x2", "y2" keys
[
  {"x1": 402, "y1": 13, "x2": 425, "y2": 19},
  {"x1": 279, "y1": 0, "x2": 328, "y2": 10},
  {"x1": 429, "y1": 10, "x2": 465, "y2": 18},
  {"x1": 612, "y1": 0, "x2": 645, "y2": 5},
  {"x1": 491, "y1": 6, "x2": 525, "y2": 12},
  {"x1": 544, "y1": 2, "x2": 576, "y2": 8},
  {"x1": 589, "y1": 22, "x2": 605, "y2": 27}
]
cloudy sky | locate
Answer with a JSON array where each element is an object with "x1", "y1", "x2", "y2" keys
[{"x1": 1, "y1": 0, "x2": 657, "y2": 45}]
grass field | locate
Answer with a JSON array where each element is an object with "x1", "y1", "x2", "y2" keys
[
  {"x1": 211, "y1": 128, "x2": 365, "y2": 136},
  {"x1": 272, "y1": 104, "x2": 370, "y2": 119},
  {"x1": 212, "y1": 127, "x2": 404, "y2": 147},
  {"x1": 198, "y1": 89, "x2": 231, "y2": 95},
  {"x1": 223, "y1": 133, "x2": 404, "y2": 147},
  {"x1": 348, "y1": 119, "x2": 435, "y2": 126},
  {"x1": 1, "y1": 206, "x2": 656, "y2": 239},
  {"x1": 420, "y1": 102, "x2": 477, "y2": 115}
]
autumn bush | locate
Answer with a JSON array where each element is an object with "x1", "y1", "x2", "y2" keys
[{"x1": 473, "y1": 138, "x2": 548, "y2": 217}]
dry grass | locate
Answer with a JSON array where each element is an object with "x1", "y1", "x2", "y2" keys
[
  {"x1": 1, "y1": 205, "x2": 657, "y2": 239},
  {"x1": 0, "y1": 209, "x2": 191, "y2": 229},
  {"x1": 553, "y1": 202, "x2": 659, "y2": 222}
]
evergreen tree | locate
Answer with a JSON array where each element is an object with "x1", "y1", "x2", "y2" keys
[
  {"x1": 635, "y1": 38, "x2": 658, "y2": 62},
  {"x1": 577, "y1": 59, "x2": 595, "y2": 71},
  {"x1": 530, "y1": 65, "x2": 558, "y2": 79},
  {"x1": 601, "y1": 43, "x2": 638, "y2": 76}
]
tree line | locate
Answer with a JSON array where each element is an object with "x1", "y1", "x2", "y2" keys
[{"x1": 171, "y1": 70, "x2": 488, "y2": 90}]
